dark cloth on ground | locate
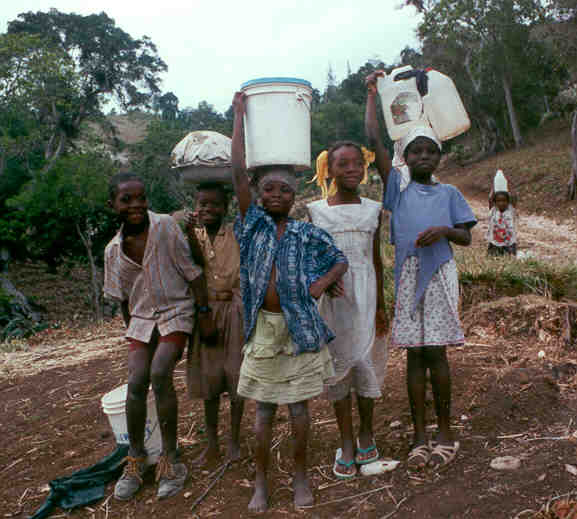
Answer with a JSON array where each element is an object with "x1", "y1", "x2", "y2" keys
[{"x1": 29, "y1": 445, "x2": 128, "y2": 519}]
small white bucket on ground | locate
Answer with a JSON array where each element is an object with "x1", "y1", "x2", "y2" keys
[
  {"x1": 101, "y1": 384, "x2": 162, "y2": 464},
  {"x1": 241, "y1": 77, "x2": 312, "y2": 170}
]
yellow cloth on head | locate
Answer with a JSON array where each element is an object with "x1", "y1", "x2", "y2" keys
[{"x1": 310, "y1": 147, "x2": 375, "y2": 199}]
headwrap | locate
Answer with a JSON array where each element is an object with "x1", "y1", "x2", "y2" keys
[
  {"x1": 310, "y1": 146, "x2": 375, "y2": 199},
  {"x1": 257, "y1": 169, "x2": 297, "y2": 193},
  {"x1": 392, "y1": 125, "x2": 442, "y2": 191}
]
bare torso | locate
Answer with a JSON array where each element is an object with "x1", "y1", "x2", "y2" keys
[{"x1": 261, "y1": 221, "x2": 286, "y2": 313}]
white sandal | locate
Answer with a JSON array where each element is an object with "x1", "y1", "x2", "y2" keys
[
  {"x1": 407, "y1": 444, "x2": 431, "y2": 470},
  {"x1": 429, "y1": 441, "x2": 460, "y2": 470}
]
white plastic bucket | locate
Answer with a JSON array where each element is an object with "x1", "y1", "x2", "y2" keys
[
  {"x1": 423, "y1": 69, "x2": 471, "y2": 141},
  {"x1": 241, "y1": 77, "x2": 312, "y2": 170},
  {"x1": 377, "y1": 65, "x2": 426, "y2": 141},
  {"x1": 101, "y1": 384, "x2": 162, "y2": 464}
]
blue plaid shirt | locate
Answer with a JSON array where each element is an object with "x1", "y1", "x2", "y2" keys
[{"x1": 235, "y1": 204, "x2": 347, "y2": 355}]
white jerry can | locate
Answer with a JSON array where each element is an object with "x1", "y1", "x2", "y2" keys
[
  {"x1": 376, "y1": 65, "x2": 426, "y2": 141},
  {"x1": 423, "y1": 69, "x2": 471, "y2": 141},
  {"x1": 493, "y1": 169, "x2": 508, "y2": 192}
]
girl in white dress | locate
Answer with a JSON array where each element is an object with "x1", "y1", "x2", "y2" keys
[{"x1": 308, "y1": 142, "x2": 388, "y2": 479}]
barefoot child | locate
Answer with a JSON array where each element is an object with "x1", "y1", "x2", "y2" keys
[
  {"x1": 231, "y1": 92, "x2": 348, "y2": 511},
  {"x1": 104, "y1": 172, "x2": 214, "y2": 500},
  {"x1": 307, "y1": 142, "x2": 388, "y2": 479},
  {"x1": 182, "y1": 183, "x2": 245, "y2": 464},
  {"x1": 487, "y1": 174, "x2": 517, "y2": 256},
  {"x1": 365, "y1": 72, "x2": 477, "y2": 471}
]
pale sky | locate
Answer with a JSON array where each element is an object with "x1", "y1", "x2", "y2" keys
[{"x1": 0, "y1": 1, "x2": 422, "y2": 113}]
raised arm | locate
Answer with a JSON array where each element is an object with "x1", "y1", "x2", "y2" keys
[
  {"x1": 365, "y1": 71, "x2": 392, "y2": 186},
  {"x1": 231, "y1": 92, "x2": 251, "y2": 219}
]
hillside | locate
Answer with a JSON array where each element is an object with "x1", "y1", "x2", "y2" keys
[{"x1": 442, "y1": 117, "x2": 574, "y2": 222}]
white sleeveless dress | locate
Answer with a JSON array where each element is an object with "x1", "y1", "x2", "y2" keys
[{"x1": 307, "y1": 198, "x2": 387, "y2": 401}]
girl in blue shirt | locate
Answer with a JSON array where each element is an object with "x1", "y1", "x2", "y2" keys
[{"x1": 365, "y1": 71, "x2": 477, "y2": 471}]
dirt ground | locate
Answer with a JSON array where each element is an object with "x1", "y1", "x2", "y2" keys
[
  {"x1": 3, "y1": 137, "x2": 577, "y2": 518},
  {"x1": 2, "y1": 295, "x2": 577, "y2": 519}
]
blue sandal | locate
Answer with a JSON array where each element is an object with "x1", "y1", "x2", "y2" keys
[
  {"x1": 333, "y1": 448, "x2": 357, "y2": 479},
  {"x1": 355, "y1": 439, "x2": 379, "y2": 465}
]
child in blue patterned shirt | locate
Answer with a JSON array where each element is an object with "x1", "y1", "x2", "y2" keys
[{"x1": 231, "y1": 92, "x2": 348, "y2": 512}]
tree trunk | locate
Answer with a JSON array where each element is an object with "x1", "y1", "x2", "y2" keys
[
  {"x1": 502, "y1": 75, "x2": 523, "y2": 149},
  {"x1": 76, "y1": 223, "x2": 103, "y2": 322},
  {"x1": 43, "y1": 132, "x2": 66, "y2": 173},
  {"x1": 567, "y1": 109, "x2": 577, "y2": 200}
]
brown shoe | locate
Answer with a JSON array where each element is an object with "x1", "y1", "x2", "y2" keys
[
  {"x1": 156, "y1": 455, "x2": 188, "y2": 499},
  {"x1": 114, "y1": 456, "x2": 147, "y2": 500}
]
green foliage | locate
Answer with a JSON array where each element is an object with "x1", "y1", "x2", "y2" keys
[
  {"x1": 0, "y1": 33, "x2": 75, "y2": 170},
  {"x1": 456, "y1": 248, "x2": 577, "y2": 302},
  {"x1": 8, "y1": 10, "x2": 167, "y2": 110},
  {"x1": 3, "y1": 10, "x2": 167, "y2": 168},
  {"x1": 5, "y1": 153, "x2": 117, "y2": 267},
  {"x1": 129, "y1": 120, "x2": 191, "y2": 213}
]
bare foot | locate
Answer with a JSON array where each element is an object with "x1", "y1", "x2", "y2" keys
[
  {"x1": 292, "y1": 476, "x2": 313, "y2": 508},
  {"x1": 248, "y1": 483, "x2": 268, "y2": 513},
  {"x1": 191, "y1": 446, "x2": 219, "y2": 467},
  {"x1": 227, "y1": 440, "x2": 241, "y2": 462}
]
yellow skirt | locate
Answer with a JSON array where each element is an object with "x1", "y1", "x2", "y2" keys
[{"x1": 237, "y1": 310, "x2": 334, "y2": 405}]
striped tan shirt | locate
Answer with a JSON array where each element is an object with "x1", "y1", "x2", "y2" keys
[{"x1": 103, "y1": 211, "x2": 202, "y2": 342}]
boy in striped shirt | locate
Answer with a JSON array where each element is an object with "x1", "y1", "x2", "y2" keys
[{"x1": 104, "y1": 172, "x2": 215, "y2": 500}]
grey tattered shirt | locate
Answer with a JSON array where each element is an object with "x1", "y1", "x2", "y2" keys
[{"x1": 104, "y1": 211, "x2": 202, "y2": 342}]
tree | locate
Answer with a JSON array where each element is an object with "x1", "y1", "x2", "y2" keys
[
  {"x1": 0, "y1": 33, "x2": 76, "y2": 176},
  {"x1": 177, "y1": 101, "x2": 230, "y2": 134},
  {"x1": 7, "y1": 9, "x2": 167, "y2": 167},
  {"x1": 157, "y1": 92, "x2": 179, "y2": 121},
  {"x1": 540, "y1": 0, "x2": 577, "y2": 199}
]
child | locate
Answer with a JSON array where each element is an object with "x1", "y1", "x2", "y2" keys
[
  {"x1": 231, "y1": 92, "x2": 348, "y2": 512},
  {"x1": 307, "y1": 142, "x2": 387, "y2": 479},
  {"x1": 182, "y1": 183, "x2": 245, "y2": 465},
  {"x1": 487, "y1": 184, "x2": 517, "y2": 256},
  {"x1": 103, "y1": 172, "x2": 214, "y2": 500},
  {"x1": 365, "y1": 72, "x2": 477, "y2": 471}
]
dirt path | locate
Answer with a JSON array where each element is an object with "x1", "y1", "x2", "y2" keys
[{"x1": 2, "y1": 302, "x2": 577, "y2": 519}]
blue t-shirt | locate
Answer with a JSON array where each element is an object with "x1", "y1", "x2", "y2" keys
[
  {"x1": 383, "y1": 169, "x2": 477, "y2": 311},
  {"x1": 234, "y1": 204, "x2": 348, "y2": 355}
]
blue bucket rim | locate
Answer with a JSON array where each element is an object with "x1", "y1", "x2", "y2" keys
[{"x1": 241, "y1": 77, "x2": 312, "y2": 90}]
